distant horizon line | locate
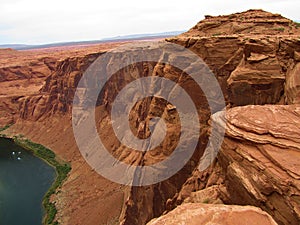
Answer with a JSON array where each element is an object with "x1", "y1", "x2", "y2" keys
[{"x1": 0, "y1": 30, "x2": 186, "y2": 50}]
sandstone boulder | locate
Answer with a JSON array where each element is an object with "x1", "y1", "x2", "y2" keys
[
  {"x1": 147, "y1": 203, "x2": 278, "y2": 225},
  {"x1": 216, "y1": 105, "x2": 300, "y2": 225}
]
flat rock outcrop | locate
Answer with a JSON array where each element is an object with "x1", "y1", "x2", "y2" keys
[
  {"x1": 146, "y1": 203, "x2": 278, "y2": 225},
  {"x1": 217, "y1": 105, "x2": 300, "y2": 225},
  {"x1": 175, "y1": 105, "x2": 300, "y2": 225},
  {"x1": 179, "y1": 9, "x2": 300, "y2": 37}
]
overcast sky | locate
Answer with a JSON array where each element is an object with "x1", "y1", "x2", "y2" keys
[{"x1": 0, "y1": 0, "x2": 299, "y2": 45}]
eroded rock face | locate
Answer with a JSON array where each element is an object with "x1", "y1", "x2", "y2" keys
[
  {"x1": 179, "y1": 9, "x2": 299, "y2": 37},
  {"x1": 122, "y1": 10, "x2": 300, "y2": 224},
  {"x1": 176, "y1": 105, "x2": 300, "y2": 225},
  {"x1": 0, "y1": 48, "x2": 56, "y2": 82},
  {"x1": 19, "y1": 53, "x2": 102, "y2": 120},
  {"x1": 285, "y1": 62, "x2": 300, "y2": 104},
  {"x1": 2, "y1": 9, "x2": 300, "y2": 225},
  {"x1": 18, "y1": 10, "x2": 300, "y2": 122},
  {"x1": 146, "y1": 203, "x2": 278, "y2": 225},
  {"x1": 168, "y1": 35, "x2": 300, "y2": 107},
  {"x1": 168, "y1": 10, "x2": 300, "y2": 107},
  {"x1": 0, "y1": 43, "x2": 126, "y2": 126},
  {"x1": 216, "y1": 105, "x2": 300, "y2": 225},
  {"x1": 0, "y1": 49, "x2": 57, "y2": 126}
]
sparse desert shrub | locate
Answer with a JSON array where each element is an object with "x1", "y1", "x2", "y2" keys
[
  {"x1": 0, "y1": 123, "x2": 13, "y2": 132},
  {"x1": 212, "y1": 33, "x2": 222, "y2": 37},
  {"x1": 203, "y1": 198, "x2": 210, "y2": 204},
  {"x1": 274, "y1": 27, "x2": 285, "y2": 32}
]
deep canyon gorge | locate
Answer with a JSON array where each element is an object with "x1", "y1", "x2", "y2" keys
[{"x1": 0, "y1": 9, "x2": 300, "y2": 225}]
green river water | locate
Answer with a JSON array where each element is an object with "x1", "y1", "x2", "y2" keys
[{"x1": 0, "y1": 138, "x2": 55, "y2": 225}]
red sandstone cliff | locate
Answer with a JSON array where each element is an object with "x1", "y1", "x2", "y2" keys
[{"x1": 1, "y1": 9, "x2": 300, "y2": 225}]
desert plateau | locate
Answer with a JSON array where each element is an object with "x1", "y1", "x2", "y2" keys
[{"x1": 0, "y1": 8, "x2": 300, "y2": 225}]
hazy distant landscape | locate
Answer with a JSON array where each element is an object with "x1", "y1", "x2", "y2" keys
[{"x1": 0, "y1": 31, "x2": 184, "y2": 50}]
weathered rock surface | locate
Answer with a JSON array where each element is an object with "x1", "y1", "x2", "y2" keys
[
  {"x1": 285, "y1": 62, "x2": 300, "y2": 104},
  {"x1": 0, "y1": 42, "x2": 125, "y2": 126},
  {"x1": 217, "y1": 105, "x2": 300, "y2": 225},
  {"x1": 174, "y1": 105, "x2": 300, "y2": 225},
  {"x1": 183, "y1": 185, "x2": 224, "y2": 204},
  {"x1": 19, "y1": 53, "x2": 103, "y2": 121},
  {"x1": 18, "y1": 10, "x2": 300, "y2": 124},
  {"x1": 150, "y1": 10, "x2": 300, "y2": 225},
  {"x1": 168, "y1": 35, "x2": 300, "y2": 107},
  {"x1": 179, "y1": 9, "x2": 300, "y2": 37},
  {"x1": 146, "y1": 203, "x2": 278, "y2": 225},
  {"x1": 168, "y1": 9, "x2": 300, "y2": 107},
  {"x1": 119, "y1": 10, "x2": 300, "y2": 225},
  {"x1": 1, "y1": 9, "x2": 300, "y2": 225},
  {"x1": 0, "y1": 48, "x2": 56, "y2": 82}
]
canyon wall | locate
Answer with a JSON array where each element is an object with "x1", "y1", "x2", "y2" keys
[{"x1": 1, "y1": 9, "x2": 300, "y2": 225}]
